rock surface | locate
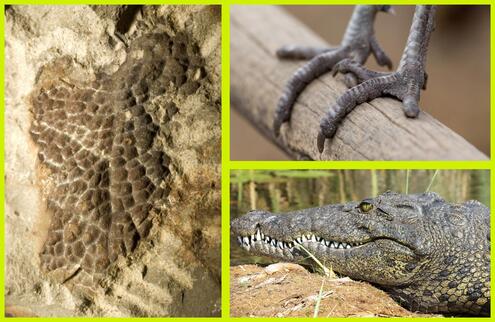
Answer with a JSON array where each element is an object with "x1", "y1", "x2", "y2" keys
[{"x1": 5, "y1": 5, "x2": 220, "y2": 317}]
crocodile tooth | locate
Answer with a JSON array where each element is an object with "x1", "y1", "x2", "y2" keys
[
  {"x1": 301, "y1": 236, "x2": 307, "y2": 242},
  {"x1": 266, "y1": 236, "x2": 271, "y2": 243},
  {"x1": 306, "y1": 234, "x2": 312, "y2": 240},
  {"x1": 311, "y1": 235, "x2": 317, "y2": 242},
  {"x1": 346, "y1": 244, "x2": 352, "y2": 249},
  {"x1": 243, "y1": 236, "x2": 249, "y2": 245},
  {"x1": 262, "y1": 241, "x2": 269, "y2": 253},
  {"x1": 279, "y1": 242, "x2": 284, "y2": 249},
  {"x1": 256, "y1": 229, "x2": 262, "y2": 241},
  {"x1": 271, "y1": 240, "x2": 277, "y2": 247},
  {"x1": 296, "y1": 237, "x2": 302, "y2": 244},
  {"x1": 325, "y1": 240, "x2": 330, "y2": 247},
  {"x1": 261, "y1": 232, "x2": 265, "y2": 239},
  {"x1": 320, "y1": 239, "x2": 326, "y2": 246},
  {"x1": 338, "y1": 243, "x2": 343, "y2": 249}
]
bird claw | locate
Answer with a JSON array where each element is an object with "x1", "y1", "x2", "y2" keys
[{"x1": 316, "y1": 131, "x2": 326, "y2": 154}]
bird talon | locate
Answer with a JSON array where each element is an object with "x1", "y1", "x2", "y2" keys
[
  {"x1": 331, "y1": 65, "x2": 339, "y2": 77},
  {"x1": 317, "y1": 131, "x2": 326, "y2": 153},
  {"x1": 273, "y1": 119, "x2": 283, "y2": 137}
]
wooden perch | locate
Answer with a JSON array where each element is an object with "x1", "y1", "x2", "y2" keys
[{"x1": 230, "y1": 6, "x2": 487, "y2": 160}]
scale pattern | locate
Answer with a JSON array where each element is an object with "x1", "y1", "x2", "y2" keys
[{"x1": 30, "y1": 31, "x2": 204, "y2": 286}]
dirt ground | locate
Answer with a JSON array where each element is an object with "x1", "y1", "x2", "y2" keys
[{"x1": 230, "y1": 264, "x2": 439, "y2": 317}]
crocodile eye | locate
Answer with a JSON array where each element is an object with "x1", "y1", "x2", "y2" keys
[{"x1": 358, "y1": 201, "x2": 374, "y2": 213}]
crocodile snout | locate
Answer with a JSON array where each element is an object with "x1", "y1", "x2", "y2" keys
[{"x1": 231, "y1": 210, "x2": 273, "y2": 236}]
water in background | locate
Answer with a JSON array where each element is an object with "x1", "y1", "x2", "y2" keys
[{"x1": 230, "y1": 170, "x2": 489, "y2": 265}]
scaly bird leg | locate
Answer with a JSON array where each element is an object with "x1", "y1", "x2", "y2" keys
[
  {"x1": 273, "y1": 5, "x2": 394, "y2": 136},
  {"x1": 317, "y1": 5, "x2": 436, "y2": 153}
]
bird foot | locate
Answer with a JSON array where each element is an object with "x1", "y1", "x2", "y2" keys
[
  {"x1": 273, "y1": 6, "x2": 394, "y2": 137},
  {"x1": 317, "y1": 60, "x2": 427, "y2": 153}
]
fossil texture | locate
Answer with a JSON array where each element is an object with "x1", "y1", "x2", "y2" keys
[{"x1": 30, "y1": 31, "x2": 205, "y2": 288}]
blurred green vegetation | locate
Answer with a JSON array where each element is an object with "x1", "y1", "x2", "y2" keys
[{"x1": 230, "y1": 170, "x2": 489, "y2": 265}]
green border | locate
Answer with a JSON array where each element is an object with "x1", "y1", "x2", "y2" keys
[
  {"x1": 2, "y1": 1, "x2": 493, "y2": 320},
  {"x1": 221, "y1": 2, "x2": 230, "y2": 318}
]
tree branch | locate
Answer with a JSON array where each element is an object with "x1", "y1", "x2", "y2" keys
[{"x1": 230, "y1": 6, "x2": 487, "y2": 160}]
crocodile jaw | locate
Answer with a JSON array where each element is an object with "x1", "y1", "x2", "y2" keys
[
  {"x1": 234, "y1": 225, "x2": 417, "y2": 283},
  {"x1": 231, "y1": 205, "x2": 427, "y2": 286},
  {"x1": 236, "y1": 228, "x2": 364, "y2": 261}
]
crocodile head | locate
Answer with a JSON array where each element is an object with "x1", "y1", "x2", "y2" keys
[{"x1": 231, "y1": 191, "x2": 490, "y2": 300}]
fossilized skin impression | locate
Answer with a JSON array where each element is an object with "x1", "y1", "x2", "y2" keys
[{"x1": 30, "y1": 31, "x2": 204, "y2": 288}]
